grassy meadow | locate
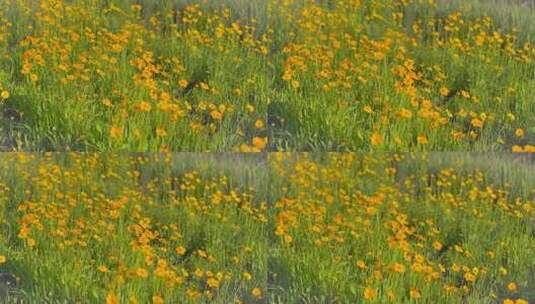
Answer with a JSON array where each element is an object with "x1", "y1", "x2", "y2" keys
[
  {"x1": 268, "y1": 153, "x2": 535, "y2": 303},
  {"x1": 0, "y1": 0, "x2": 534, "y2": 151},
  {"x1": 0, "y1": 152, "x2": 534, "y2": 303},
  {"x1": 0, "y1": 153, "x2": 269, "y2": 303}
]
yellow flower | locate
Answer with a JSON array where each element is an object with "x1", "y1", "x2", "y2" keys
[
  {"x1": 210, "y1": 110, "x2": 223, "y2": 120},
  {"x1": 135, "y1": 101, "x2": 152, "y2": 112},
  {"x1": 156, "y1": 128, "x2": 167, "y2": 137},
  {"x1": 1, "y1": 90, "x2": 9, "y2": 99},
  {"x1": 397, "y1": 108, "x2": 412, "y2": 119},
  {"x1": 503, "y1": 299, "x2": 514, "y2": 304},
  {"x1": 464, "y1": 272, "x2": 476, "y2": 282},
  {"x1": 507, "y1": 282, "x2": 517, "y2": 292},
  {"x1": 370, "y1": 133, "x2": 383, "y2": 146},
  {"x1": 392, "y1": 263, "x2": 405, "y2": 273},
  {"x1": 417, "y1": 134, "x2": 428, "y2": 144},
  {"x1": 363, "y1": 105, "x2": 374, "y2": 114},
  {"x1": 207, "y1": 278, "x2": 220, "y2": 288},
  {"x1": 175, "y1": 246, "x2": 186, "y2": 255},
  {"x1": 251, "y1": 287, "x2": 262, "y2": 299},
  {"x1": 255, "y1": 119, "x2": 265, "y2": 129},
  {"x1": 363, "y1": 287, "x2": 377, "y2": 300},
  {"x1": 471, "y1": 118, "x2": 483, "y2": 128},
  {"x1": 439, "y1": 86, "x2": 449, "y2": 96},
  {"x1": 243, "y1": 272, "x2": 252, "y2": 281},
  {"x1": 152, "y1": 295, "x2": 164, "y2": 304},
  {"x1": 432, "y1": 241, "x2": 443, "y2": 251},
  {"x1": 101, "y1": 98, "x2": 112, "y2": 107},
  {"x1": 131, "y1": 4, "x2": 142, "y2": 12},
  {"x1": 106, "y1": 293, "x2": 119, "y2": 304},
  {"x1": 515, "y1": 299, "x2": 528, "y2": 304},
  {"x1": 409, "y1": 288, "x2": 421, "y2": 299},
  {"x1": 110, "y1": 126, "x2": 123, "y2": 139},
  {"x1": 357, "y1": 260, "x2": 367, "y2": 269},
  {"x1": 98, "y1": 265, "x2": 110, "y2": 273},
  {"x1": 179, "y1": 79, "x2": 189, "y2": 88},
  {"x1": 515, "y1": 128, "x2": 524, "y2": 138},
  {"x1": 512, "y1": 145, "x2": 524, "y2": 153},
  {"x1": 525, "y1": 145, "x2": 535, "y2": 152},
  {"x1": 136, "y1": 268, "x2": 149, "y2": 278},
  {"x1": 252, "y1": 137, "x2": 267, "y2": 150},
  {"x1": 0, "y1": 255, "x2": 6, "y2": 264},
  {"x1": 460, "y1": 90, "x2": 470, "y2": 98}
]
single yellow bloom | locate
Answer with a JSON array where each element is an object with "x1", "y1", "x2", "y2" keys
[
  {"x1": 175, "y1": 246, "x2": 186, "y2": 255},
  {"x1": 251, "y1": 287, "x2": 262, "y2": 298},
  {"x1": 243, "y1": 272, "x2": 252, "y2": 281},
  {"x1": 392, "y1": 263, "x2": 405, "y2": 273},
  {"x1": 101, "y1": 98, "x2": 112, "y2": 107},
  {"x1": 507, "y1": 282, "x2": 517, "y2": 292},
  {"x1": 207, "y1": 278, "x2": 220, "y2": 288},
  {"x1": 136, "y1": 268, "x2": 149, "y2": 278},
  {"x1": 515, "y1": 128, "x2": 524, "y2": 138},
  {"x1": 464, "y1": 272, "x2": 476, "y2": 282},
  {"x1": 1, "y1": 90, "x2": 9, "y2": 99},
  {"x1": 417, "y1": 134, "x2": 428, "y2": 144},
  {"x1": 98, "y1": 265, "x2": 110, "y2": 273},
  {"x1": 156, "y1": 128, "x2": 168, "y2": 137},
  {"x1": 0, "y1": 255, "x2": 6, "y2": 264},
  {"x1": 255, "y1": 119, "x2": 265, "y2": 129},
  {"x1": 110, "y1": 126, "x2": 123, "y2": 139},
  {"x1": 363, "y1": 105, "x2": 374, "y2": 114},
  {"x1": 471, "y1": 118, "x2": 483, "y2": 128},
  {"x1": 432, "y1": 241, "x2": 443, "y2": 251},
  {"x1": 135, "y1": 101, "x2": 152, "y2": 112},
  {"x1": 210, "y1": 110, "x2": 223, "y2": 120},
  {"x1": 252, "y1": 137, "x2": 267, "y2": 150},
  {"x1": 152, "y1": 295, "x2": 164, "y2": 304},
  {"x1": 524, "y1": 145, "x2": 535, "y2": 152},
  {"x1": 370, "y1": 133, "x2": 383, "y2": 146},
  {"x1": 512, "y1": 145, "x2": 524, "y2": 153},
  {"x1": 410, "y1": 288, "x2": 421, "y2": 299},
  {"x1": 106, "y1": 293, "x2": 119, "y2": 304},
  {"x1": 397, "y1": 108, "x2": 412, "y2": 119},
  {"x1": 179, "y1": 79, "x2": 189, "y2": 88},
  {"x1": 363, "y1": 287, "x2": 377, "y2": 300}
]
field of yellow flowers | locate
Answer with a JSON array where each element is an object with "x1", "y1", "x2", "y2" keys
[
  {"x1": 0, "y1": 0, "x2": 270, "y2": 151},
  {"x1": 269, "y1": 153, "x2": 534, "y2": 303},
  {"x1": 0, "y1": 153, "x2": 534, "y2": 303},
  {"x1": 0, "y1": 153, "x2": 269, "y2": 303},
  {"x1": 0, "y1": 0, "x2": 534, "y2": 151}
]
